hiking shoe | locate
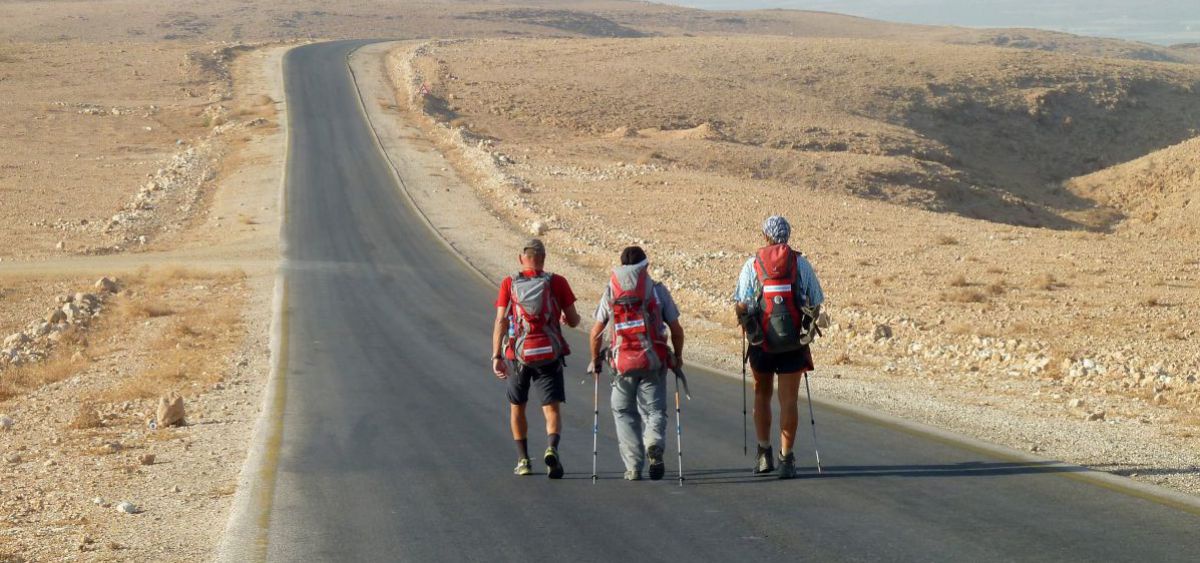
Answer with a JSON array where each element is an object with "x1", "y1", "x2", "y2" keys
[
  {"x1": 647, "y1": 444, "x2": 665, "y2": 481},
  {"x1": 623, "y1": 469, "x2": 642, "y2": 481},
  {"x1": 544, "y1": 447, "x2": 564, "y2": 479},
  {"x1": 778, "y1": 452, "x2": 796, "y2": 480},
  {"x1": 753, "y1": 445, "x2": 775, "y2": 474},
  {"x1": 513, "y1": 458, "x2": 532, "y2": 476}
]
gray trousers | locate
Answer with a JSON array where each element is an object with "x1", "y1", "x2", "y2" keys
[{"x1": 610, "y1": 369, "x2": 667, "y2": 472}]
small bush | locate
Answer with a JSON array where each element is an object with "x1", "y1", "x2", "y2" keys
[
  {"x1": 1031, "y1": 273, "x2": 1060, "y2": 291},
  {"x1": 941, "y1": 289, "x2": 987, "y2": 303},
  {"x1": 936, "y1": 235, "x2": 960, "y2": 246},
  {"x1": 948, "y1": 275, "x2": 969, "y2": 287}
]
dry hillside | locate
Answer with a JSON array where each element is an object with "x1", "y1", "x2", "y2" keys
[
  {"x1": 395, "y1": 36, "x2": 1200, "y2": 459},
  {"x1": 417, "y1": 36, "x2": 1200, "y2": 231},
  {"x1": 1066, "y1": 136, "x2": 1200, "y2": 236}
]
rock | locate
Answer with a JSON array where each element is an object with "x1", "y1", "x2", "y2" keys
[
  {"x1": 56, "y1": 240, "x2": 65, "y2": 251},
  {"x1": 1152, "y1": 393, "x2": 1167, "y2": 405},
  {"x1": 116, "y1": 501, "x2": 139, "y2": 514},
  {"x1": 156, "y1": 392, "x2": 186, "y2": 427},
  {"x1": 92, "y1": 496, "x2": 106, "y2": 506},
  {"x1": 170, "y1": 485, "x2": 182, "y2": 493},
  {"x1": 3, "y1": 332, "x2": 29, "y2": 348},
  {"x1": 1087, "y1": 410, "x2": 1106, "y2": 422},
  {"x1": 529, "y1": 221, "x2": 547, "y2": 236},
  {"x1": 1068, "y1": 398, "x2": 1085, "y2": 409},
  {"x1": 46, "y1": 309, "x2": 67, "y2": 324},
  {"x1": 0, "y1": 415, "x2": 12, "y2": 431},
  {"x1": 139, "y1": 453, "x2": 156, "y2": 466},
  {"x1": 872, "y1": 324, "x2": 893, "y2": 341},
  {"x1": 62, "y1": 302, "x2": 82, "y2": 322},
  {"x1": 101, "y1": 442, "x2": 122, "y2": 454},
  {"x1": 4, "y1": 453, "x2": 22, "y2": 464}
]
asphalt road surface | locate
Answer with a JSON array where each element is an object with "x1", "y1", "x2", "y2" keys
[{"x1": 244, "y1": 40, "x2": 1200, "y2": 562}]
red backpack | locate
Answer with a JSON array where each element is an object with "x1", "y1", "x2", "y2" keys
[
  {"x1": 753, "y1": 244, "x2": 816, "y2": 353},
  {"x1": 608, "y1": 265, "x2": 671, "y2": 375},
  {"x1": 507, "y1": 272, "x2": 568, "y2": 367}
]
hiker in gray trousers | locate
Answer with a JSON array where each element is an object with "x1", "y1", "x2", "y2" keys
[{"x1": 588, "y1": 246, "x2": 685, "y2": 481}]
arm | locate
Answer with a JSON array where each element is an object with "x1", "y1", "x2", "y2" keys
[
  {"x1": 667, "y1": 319, "x2": 685, "y2": 367},
  {"x1": 491, "y1": 306, "x2": 509, "y2": 378},
  {"x1": 589, "y1": 320, "x2": 606, "y2": 367},
  {"x1": 562, "y1": 304, "x2": 581, "y2": 328}
]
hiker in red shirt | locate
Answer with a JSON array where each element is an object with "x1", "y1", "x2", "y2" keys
[{"x1": 492, "y1": 238, "x2": 581, "y2": 478}]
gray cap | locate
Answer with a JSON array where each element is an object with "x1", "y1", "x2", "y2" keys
[{"x1": 522, "y1": 238, "x2": 546, "y2": 255}]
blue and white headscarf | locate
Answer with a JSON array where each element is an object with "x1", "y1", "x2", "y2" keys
[{"x1": 762, "y1": 215, "x2": 791, "y2": 244}]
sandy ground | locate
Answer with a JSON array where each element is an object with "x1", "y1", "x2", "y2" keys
[
  {"x1": 0, "y1": 45, "x2": 286, "y2": 561},
  {"x1": 377, "y1": 39, "x2": 1200, "y2": 495}
]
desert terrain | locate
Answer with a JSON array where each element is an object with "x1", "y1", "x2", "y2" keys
[
  {"x1": 1, "y1": 0, "x2": 1198, "y2": 559},
  {"x1": 385, "y1": 33, "x2": 1200, "y2": 492}
]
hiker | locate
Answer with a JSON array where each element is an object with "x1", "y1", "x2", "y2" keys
[
  {"x1": 734, "y1": 215, "x2": 824, "y2": 479},
  {"x1": 492, "y1": 238, "x2": 581, "y2": 478},
  {"x1": 588, "y1": 246, "x2": 685, "y2": 481}
]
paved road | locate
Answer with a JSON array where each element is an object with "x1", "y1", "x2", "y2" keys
[{"x1": 243, "y1": 40, "x2": 1200, "y2": 562}]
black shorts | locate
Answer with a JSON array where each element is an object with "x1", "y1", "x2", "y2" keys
[
  {"x1": 748, "y1": 345, "x2": 814, "y2": 376},
  {"x1": 507, "y1": 360, "x2": 566, "y2": 406}
]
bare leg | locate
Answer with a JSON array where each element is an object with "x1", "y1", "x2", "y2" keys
[
  {"x1": 752, "y1": 368, "x2": 774, "y2": 444},
  {"x1": 542, "y1": 401, "x2": 561, "y2": 437},
  {"x1": 777, "y1": 372, "x2": 803, "y2": 453},
  {"x1": 510, "y1": 403, "x2": 527, "y2": 440}
]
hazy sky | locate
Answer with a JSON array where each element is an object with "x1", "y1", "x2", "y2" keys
[{"x1": 666, "y1": 1, "x2": 1200, "y2": 46}]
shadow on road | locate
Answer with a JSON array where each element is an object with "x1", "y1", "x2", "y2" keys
[{"x1": 680, "y1": 460, "x2": 1088, "y2": 486}]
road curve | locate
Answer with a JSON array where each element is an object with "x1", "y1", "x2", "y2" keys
[{"x1": 226, "y1": 40, "x2": 1200, "y2": 562}]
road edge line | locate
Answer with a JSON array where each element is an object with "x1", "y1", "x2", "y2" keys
[
  {"x1": 214, "y1": 44, "x2": 294, "y2": 563},
  {"x1": 344, "y1": 41, "x2": 1200, "y2": 518},
  {"x1": 345, "y1": 41, "x2": 495, "y2": 287}
]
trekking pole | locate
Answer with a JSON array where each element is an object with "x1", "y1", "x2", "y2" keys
[
  {"x1": 674, "y1": 373, "x2": 684, "y2": 486},
  {"x1": 741, "y1": 333, "x2": 748, "y2": 457},
  {"x1": 591, "y1": 370, "x2": 600, "y2": 484},
  {"x1": 803, "y1": 372, "x2": 823, "y2": 474},
  {"x1": 671, "y1": 366, "x2": 691, "y2": 487}
]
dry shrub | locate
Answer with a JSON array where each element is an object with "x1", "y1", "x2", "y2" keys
[
  {"x1": 118, "y1": 299, "x2": 175, "y2": 319},
  {"x1": 941, "y1": 289, "x2": 987, "y2": 303},
  {"x1": 635, "y1": 150, "x2": 663, "y2": 166},
  {"x1": 237, "y1": 213, "x2": 258, "y2": 225},
  {"x1": 0, "y1": 356, "x2": 86, "y2": 402},
  {"x1": 936, "y1": 234, "x2": 959, "y2": 245},
  {"x1": 96, "y1": 281, "x2": 244, "y2": 403},
  {"x1": 831, "y1": 352, "x2": 852, "y2": 365},
  {"x1": 1031, "y1": 273, "x2": 1060, "y2": 290},
  {"x1": 948, "y1": 274, "x2": 969, "y2": 287},
  {"x1": 1140, "y1": 295, "x2": 1163, "y2": 307},
  {"x1": 68, "y1": 402, "x2": 104, "y2": 430},
  {"x1": 985, "y1": 267, "x2": 1005, "y2": 274},
  {"x1": 948, "y1": 322, "x2": 975, "y2": 335},
  {"x1": 986, "y1": 282, "x2": 1006, "y2": 295}
]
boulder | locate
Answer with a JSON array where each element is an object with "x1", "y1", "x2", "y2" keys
[
  {"x1": 0, "y1": 416, "x2": 12, "y2": 431},
  {"x1": 46, "y1": 309, "x2": 67, "y2": 324},
  {"x1": 156, "y1": 392, "x2": 186, "y2": 428}
]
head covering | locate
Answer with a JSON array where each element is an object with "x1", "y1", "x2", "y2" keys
[
  {"x1": 522, "y1": 238, "x2": 546, "y2": 255},
  {"x1": 761, "y1": 215, "x2": 791, "y2": 244}
]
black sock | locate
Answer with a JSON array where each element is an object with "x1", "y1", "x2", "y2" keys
[
  {"x1": 548, "y1": 433, "x2": 560, "y2": 449},
  {"x1": 515, "y1": 439, "x2": 529, "y2": 460}
]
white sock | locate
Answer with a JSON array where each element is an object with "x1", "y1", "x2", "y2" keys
[
  {"x1": 758, "y1": 440, "x2": 771, "y2": 449},
  {"x1": 781, "y1": 447, "x2": 793, "y2": 457}
]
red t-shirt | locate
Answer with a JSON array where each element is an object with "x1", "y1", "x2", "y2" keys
[{"x1": 495, "y1": 270, "x2": 577, "y2": 310}]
